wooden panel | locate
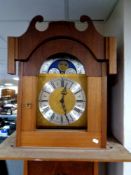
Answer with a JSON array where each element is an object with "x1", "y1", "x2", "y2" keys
[
  {"x1": 22, "y1": 39, "x2": 102, "y2": 77},
  {"x1": 20, "y1": 131, "x2": 101, "y2": 148},
  {"x1": 8, "y1": 37, "x2": 18, "y2": 74},
  {"x1": 88, "y1": 77, "x2": 102, "y2": 132},
  {"x1": 11, "y1": 16, "x2": 105, "y2": 62},
  {"x1": 21, "y1": 76, "x2": 37, "y2": 131},
  {"x1": 16, "y1": 76, "x2": 106, "y2": 148},
  {"x1": 94, "y1": 162, "x2": 99, "y2": 175},
  {"x1": 25, "y1": 161, "x2": 98, "y2": 175},
  {"x1": 106, "y1": 37, "x2": 117, "y2": 74}
]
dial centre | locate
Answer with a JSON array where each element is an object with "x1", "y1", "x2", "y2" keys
[{"x1": 49, "y1": 87, "x2": 75, "y2": 115}]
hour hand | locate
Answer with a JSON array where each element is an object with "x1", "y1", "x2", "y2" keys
[
  {"x1": 59, "y1": 96, "x2": 64, "y2": 104},
  {"x1": 61, "y1": 84, "x2": 67, "y2": 95},
  {"x1": 59, "y1": 96, "x2": 66, "y2": 114}
]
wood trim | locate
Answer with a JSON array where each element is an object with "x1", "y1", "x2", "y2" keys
[
  {"x1": 0, "y1": 133, "x2": 131, "y2": 162},
  {"x1": 88, "y1": 77, "x2": 102, "y2": 133},
  {"x1": 101, "y1": 77, "x2": 107, "y2": 148},
  {"x1": 94, "y1": 162, "x2": 99, "y2": 175},
  {"x1": 8, "y1": 37, "x2": 18, "y2": 74},
  {"x1": 106, "y1": 37, "x2": 117, "y2": 74},
  {"x1": 21, "y1": 76, "x2": 37, "y2": 131},
  {"x1": 20, "y1": 130, "x2": 101, "y2": 148},
  {"x1": 24, "y1": 161, "x2": 28, "y2": 175},
  {"x1": 16, "y1": 74, "x2": 37, "y2": 146},
  {"x1": 16, "y1": 63, "x2": 24, "y2": 146}
]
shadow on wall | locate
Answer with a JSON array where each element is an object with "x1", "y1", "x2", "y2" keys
[
  {"x1": 0, "y1": 160, "x2": 8, "y2": 175},
  {"x1": 107, "y1": 163, "x2": 123, "y2": 175},
  {"x1": 98, "y1": 162, "x2": 123, "y2": 175}
]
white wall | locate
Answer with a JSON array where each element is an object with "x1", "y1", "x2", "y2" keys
[
  {"x1": 104, "y1": 0, "x2": 124, "y2": 174},
  {"x1": 104, "y1": 0, "x2": 131, "y2": 175},
  {"x1": 104, "y1": 0, "x2": 124, "y2": 144},
  {"x1": 6, "y1": 160, "x2": 23, "y2": 175},
  {"x1": 123, "y1": 0, "x2": 131, "y2": 174},
  {"x1": 123, "y1": 0, "x2": 131, "y2": 152}
]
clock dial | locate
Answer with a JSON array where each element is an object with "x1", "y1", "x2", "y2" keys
[{"x1": 39, "y1": 78, "x2": 86, "y2": 125}]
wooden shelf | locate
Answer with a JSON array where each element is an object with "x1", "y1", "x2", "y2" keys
[{"x1": 0, "y1": 132, "x2": 131, "y2": 162}]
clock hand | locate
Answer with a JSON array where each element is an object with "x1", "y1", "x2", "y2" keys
[
  {"x1": 59, "y1": 85, "x2": 69, "y2": 123},
  {"x1": 60, "y1": 100, "x2": 70, "y2": 123},
  {"x1": 61, "y1": 84, "x2": 67, "y2": 95},
  {"x1": 59, "y1": 95, "x2": 66, "y2": 113},
  {"x1": 59, "y1": 83, "x2": 67, "y2": 105}
]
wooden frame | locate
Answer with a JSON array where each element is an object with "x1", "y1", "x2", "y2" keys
[{"x1": 8, "y1": 15, "x2": 117, "y2": 148}]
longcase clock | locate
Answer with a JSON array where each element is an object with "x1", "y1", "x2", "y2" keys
[{"x1": 8, "y1": 15, "x2": 117, "y2": 148}]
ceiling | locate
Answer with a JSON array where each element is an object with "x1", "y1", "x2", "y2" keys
[{"x1": 0, "y1": 0, "x2": 118, "y2": 87}]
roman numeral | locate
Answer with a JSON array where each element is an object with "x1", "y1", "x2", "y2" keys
[
  {"x1": 50, "y1": 81, "x2": 56, "y2": 89},
  {"x1": 61, "y1": 116, "x2": 63, "y2": 124},
  {"x1": 74, "y1": 107, "x2": 82, "y2": 113},
  {"x1": 69, "y1": 82, "x2": 73, "y2": 89},
  {"x1": 68, "y1": 114, "x2": 74, "y2": 122},
  {"x1": 50, "y1": 113, "x2": 55, "y2": 120},
  {"x1": 76, "y1": 100, "x2": 86, "y2": 102},
  {"x1": 61, "y1": 78, "x2": 64, "y2": 87},
  {"x1": 42, "y1": 90, "x2": 50, "y2": 94},
  {"x1": 74, "y1": 89, "x2": 82, "y2": 94},
  {"x1": 39, "y1": 100, "x2": 48, "y2": 102},
  {"x1": 42, "y1": 106, "x2": 50, "y2": 113}
]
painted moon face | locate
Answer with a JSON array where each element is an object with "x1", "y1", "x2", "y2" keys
[{"x1": 65, "y1": 68, "x2": 77, "y2": 74}]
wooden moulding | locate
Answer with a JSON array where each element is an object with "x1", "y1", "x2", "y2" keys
[
  {"x1": 8, "y1": 15, "x2": 105, "y2": 63},
  {"x1": 0, "y1": 132, "x2": 131, "y2": 162},
  {"x1": 8, "y1": 37, "x2": 18, "y2": 74},
  {"x1": 105, "y1": 37, "x2": 117, "y2": 74}
]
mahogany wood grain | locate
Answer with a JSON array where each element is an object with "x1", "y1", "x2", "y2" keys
[
  {"x1": 10, "y1": 16, "x2": 105, "y2": 62},
  {"x1": 25, "y1": 161, "x2": 98, "y2": 175}
]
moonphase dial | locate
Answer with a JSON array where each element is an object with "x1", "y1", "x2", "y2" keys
[{"x1": 39, "y1": 78, "x2": 86, "y2": 125}]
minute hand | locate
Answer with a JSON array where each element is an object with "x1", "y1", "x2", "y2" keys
[
  {"x1": 59, "y1": 86, "x2": 67, "y2": 113},
  {"x1": 59, "y1": 85, "x2": 70, "y2": 122}
]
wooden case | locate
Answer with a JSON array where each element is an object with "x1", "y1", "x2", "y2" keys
[{"x1": 8, "y1": 15, "x2": 117, "y2": 148}]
